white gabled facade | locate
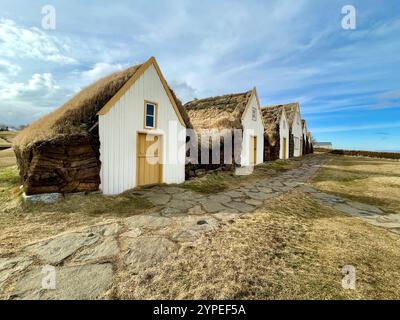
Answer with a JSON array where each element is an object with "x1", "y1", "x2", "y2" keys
[
  {"x1": 279, "y1": 109, "x2": 290, "y2": 160},
  {"x1": 240, "y1": 88, "x2": 265, "y2": 166},
  {"x1": 291, "y1": 107, "x2": 303, "y2": 157},
  {"x1": 98, "y1": 58, "x2": 186, "y2": 195}
]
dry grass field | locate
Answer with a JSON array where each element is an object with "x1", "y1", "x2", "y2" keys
[
  {"x1": 1, "y1": 152, "x2": 399, "y2": 299},
  {"x1": 311, "y1": 155, "x2": 400, "y2": 214},
  {"x1": 119, "y1": 191, "x2": 400, "y2": 300},
  {"x1": 0, "y1": 148, "x2": 16, "y2": 168},
  {"x1": 0, "y1": 131, "x2": 17, "y2": 149}
]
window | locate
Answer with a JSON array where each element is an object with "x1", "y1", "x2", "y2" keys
[
  {"x1": 144, "y1": 102, "x2": 157, "y2": 129},
  {"x1": 252, "y1": 107, "x2": 257, "y2": 121}
]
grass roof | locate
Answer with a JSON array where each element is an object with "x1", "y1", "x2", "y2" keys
[
  {"x1": 13, "y1": 60, "x2": 191, "y2": 151},
  {"x1": 261, "y1": 105, "x2": 284, "y2": 146},
  {"x1": 184, "y1": 90, "x2": 253, "y2": 131},
  {"x1": 265, "y1": 103, "x2": 299, "y2": 128}
]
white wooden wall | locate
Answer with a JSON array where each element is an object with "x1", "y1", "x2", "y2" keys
[
  {"x1": 291, "y1": 111, "x2": 303, "y2": 157},
  {"x1": 240, "y1": 94, "x2": 264, "y2": 166},
  {"x1": 279, "y1": 112, "x2": 290, "y2": 160},
  {"x1": 99, "y1": 64, "x2": 186, "y2": 195}
]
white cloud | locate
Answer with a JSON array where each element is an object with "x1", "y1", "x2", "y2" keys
[
  {"x1": 169, "y1": 80, "x2": 198, "y2": 103},
  {"x1": 0, "y1": 59, "x2": 21, "y2": 76},
  {"x1": 81, "y1": 62, "x2": 125, "y2": 82},
  {"x1": 0, "y1": 18, "x2": 77, "y2": 64},
  {"x1": 0, "y1": 73, "x2": 60, "y2": 99}
]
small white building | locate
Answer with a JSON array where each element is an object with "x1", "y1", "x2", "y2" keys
[
  {"x1": 283, "y1": 103, "x2": 303, "y2": 158},
  {"x1": 261, "y1": 105, "x2": 290, "y2": 160},
  {"x1": 185, "y1": 88, "x2": 265, "y2": 167},
  {"x1": 97, "y1": 57, "x2": 190, "y2": 195},
  {"x1": 301, "y1": 119, "x2": 308, "y2": 155}
]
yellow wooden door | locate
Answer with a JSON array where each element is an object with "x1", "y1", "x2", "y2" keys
[
  {"x1": 250, "y1": 136, "x2": 257, "y2": 165},
  {"x1": 137, "y1": 133, "x2": 162, "y2": 187},
  {"x1": 282, "y1": 138, "x2": 287, "y2": 160}
]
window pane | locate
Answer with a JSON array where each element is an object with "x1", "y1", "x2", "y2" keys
[
  {"x1": 146, "y1": 104, "x2": 155, "y2": 116},
  {"x1": 146, "y1": 115, "x2": 154, "y2": 128},
  {"x1": 252, "y1": 108, "x2": 256, "y2": 120}
]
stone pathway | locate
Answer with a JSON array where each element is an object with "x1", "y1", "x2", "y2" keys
[
  {"x1": 2, "y1": 154, "x2": 397, "y2": 299},
  {"x1": 300, "y1": 185, "x2": 400, "y2": 235}
]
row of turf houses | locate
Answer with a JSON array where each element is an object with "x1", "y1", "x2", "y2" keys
[{"x1": 13, "y1": 57, "x2": 313, "y2": 196}]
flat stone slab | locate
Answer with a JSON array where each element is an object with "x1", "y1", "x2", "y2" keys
[
  {"x1": 23, "y1": 192, "x2": 62, "y2": 204},
  {"x1": 146, "y1": 193, "x2": 171, "y2": 206},
  {"x1": 256, "y1": 187, "x2": 273, "y2": 194},
  {"x1": 11, "y1": 264, "x2": 113, "y2": 300},
  {"x1": 25, "y1": 232, "x2": 99, "y2": 265},
  {"x1": 172, "y1": 191, "x2": 203, "y2": 201},
  {"x1": 225, "y1": 201, "x2": 255, "y2": 213},
  {"x1": 208, "y1": 194, "x2": 232, "y2": 204},
  {"x1": 332, "y1": 203, "x2": 373, "y2": 216},
  {"x1": 169, "y1": 216, "x2": 220, "y2": 242},
  {"x1": 224, "y1": 191, "x2": 243, "y2": 198},
  {"x1": 0, "y1": 256, "x2": 32, "y2": 290},
  {"x1": 162, "y1": 187, "x2": 185, "y2": 195},
  {"x1": 345, "y1": 201, "x2": 384, "y2": 215},
  {"x1": 120, "y1": 228, "x2": 142, "y2": 238},
  {"x1": 245, "y1": 199, "x2": 263, "y2": 206},
  {"x1": 199, "y1": 199, "x2": 228, "y2": 213},
  {"x1": 245, "y1": 192, "x2": 267, "y2": 201},
  {"x1": 168, "y1": 199, "x2": 196, "y2": 211},
  {"x1": 89, "y1": 223, "x2": 121, "y2": 237},
  {"x1": 74, "y1": 237, "x2": 119, "y2": 262},
  {"x1": 124, "y1": 237, "x2": 178, "y2": 273},
  {"x1": 125, "y1": 214, "x2": 171, "y2": 230},
  {"x1": 188, "y1": 205, "x2": 206, "y2": 215}
]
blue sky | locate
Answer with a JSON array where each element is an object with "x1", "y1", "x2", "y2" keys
[{"x1": 0, "y1": 0, "x2": 399, "y2": 151}]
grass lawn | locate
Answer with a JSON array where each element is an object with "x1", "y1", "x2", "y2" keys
[
  {"x1": 311, "y1": 155, "x2": 400, "y2": 214},
  {"x1": 182, "y1": 157, "x2": 304, "y2": 194},
  {"x1": 0, "y1": 131, "x2": 18, "y2": 142},
  {"x1": 0, "y1": 131, "x2": 18, "y2": 149},
  {"x1": 118, "y1": 191, "x2": 400, "y2": 300},
  {"x1": 0, "y1": 148, "x2": 16, "y2": 168}
]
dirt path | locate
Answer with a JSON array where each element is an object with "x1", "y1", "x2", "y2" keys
[{"x1": 5, "y1": 154, "x2": 393, "y2": 299}]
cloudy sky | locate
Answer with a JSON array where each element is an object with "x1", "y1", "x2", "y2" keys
[{"x1": 0, "y1": 0, "x2": 399, "y2": 151}]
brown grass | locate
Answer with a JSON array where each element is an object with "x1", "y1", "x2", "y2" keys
[
  {"x1": 0, "y1": 148, "x2": 16, "y2": 168},
  {"x1": 185, "y1": 91, "x2": 252, "y2": 131},
  {"x1": 117, "y1": 191, "x2": 400, "y2": 300},
  {"x1": 311, "y1": 155, "x2": 400, "y2": 213}
]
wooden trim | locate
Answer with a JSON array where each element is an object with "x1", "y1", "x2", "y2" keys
[
  {"x1": 143, "y1": 100, "x2": 158, "y2": 129},
  {"x1": 97, "y1": 57, "x2": 186, "y2": 127}
]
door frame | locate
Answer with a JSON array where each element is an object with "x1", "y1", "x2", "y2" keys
[
  {"x1": 282, "y1": 137, "x2": 287, "y2": 160},
  {"x1": 250, "y1": 135, "x2": 257, "y2": 165},
  {"x1": 136, "y1": 131, "x2": 164, "y2": 187}
]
